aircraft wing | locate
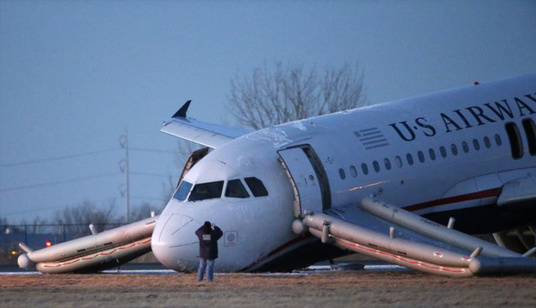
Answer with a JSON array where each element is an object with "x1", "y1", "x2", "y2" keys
[
  {"x1": 300, "y1": 198, "x2": 536, "y2": 277},
  {"x1": 497, "y1": 175, "x2": 536, "y2": 207},
  {"x1": 161, "y1": 101, "x2": 251, "y2": 148}
]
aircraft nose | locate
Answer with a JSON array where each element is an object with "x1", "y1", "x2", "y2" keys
[{"x1": 151, "y1": 213, "x2": 199, "y2": 272}]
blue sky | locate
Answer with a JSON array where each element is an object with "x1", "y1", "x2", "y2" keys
[{"x1": 1, "y1": 0, "x2": 535, "y2": 223}]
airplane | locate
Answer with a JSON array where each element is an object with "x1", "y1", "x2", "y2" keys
[{"x1": 18, "y1": 72, "x2": 536, "y2": 277}]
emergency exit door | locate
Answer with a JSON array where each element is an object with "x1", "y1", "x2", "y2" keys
[{"x1": 278, "y1": 145, "x2": 330, "y2": 218}]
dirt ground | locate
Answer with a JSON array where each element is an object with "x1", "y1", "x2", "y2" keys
[{"x1": 1, "y1": 271, "x2": 535, "y2": 307}]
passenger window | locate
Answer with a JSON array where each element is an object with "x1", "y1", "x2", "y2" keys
[
  {"x1": 494, "y1": 134, "x2": 502, "y2": 146},
  {"x1": 429, "y1": 149, "x2": 436, "y2": 161},
  {"x1": 350, "y1": 165, "x2": 357, "y2": 177},
  {"x1": 361, "y1": 163, "x2": 369, "y2": 175},
  {"x1": 484, "y1": 136, "x2": 491, "y2": 148},
  {"x1": 462, "y1": 141, "x2": 469, "y2": 153},
  {"x1": 439, "y1": 146, "x2": 447, "y2": 158},
  {"x1": 373, "y1": 161, "x2": 380, "y2": 172},
  {"x1": 225, "y1": 179, "x2": 250, "y2": 199},
  {"x1": 173, "y1": 181, "x2": 193, "y2": 201},
  {"x1": 473, "y1": 139, "x2": 480, "y2": 151},
  {"x1": 339, "y1": 168, "x2": 346, "y2": 180},
  {"x1": 189, "y1": 181, "x2": 224, "y2": 201},
  {"x1": 406, "y1": 153, "x2": 414, "y2": 165},
  {"x1": 451, "y1": 144, "x2": 458, "y2": 156},
  {"x1": 394, "y1": 156, "x2": 403, "y2": 168},
  {"x1": 245, "y1": 177, "x2": 269, "y2": 197},
  {"x1": 417, "y1": 151, "x2": 425, "y2": 163},
  {"x1": 384, "y1": 158, "x2": 391, "y2": 170}
]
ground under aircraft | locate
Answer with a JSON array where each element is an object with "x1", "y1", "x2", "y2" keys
[{"x1": 19, "y1": 73, "x2": 536, "y2": 276}]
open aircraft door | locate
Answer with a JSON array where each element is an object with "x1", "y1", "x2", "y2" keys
[{"x1": 278, "y1": 145, "x2": 331, "y2": 218}]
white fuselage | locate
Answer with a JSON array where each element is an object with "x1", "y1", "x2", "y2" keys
[{"x1": 151, "y1": 73, "x2": 536, "y2": 272}]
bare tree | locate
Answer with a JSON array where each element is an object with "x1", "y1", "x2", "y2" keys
[
  {"x1": 227, "y1": 62, "x2": 366, "y2": 129},
  {"x1": 168, "y1": 62, "x2": 365, "y2": 195},
  {"x1": 128, "y1": 202, "x2": 158, "y2": 222},
  {"x1": 54, "y1": 200, "x2": 119, "y2": 237}
]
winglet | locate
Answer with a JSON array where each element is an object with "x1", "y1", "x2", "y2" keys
[
  {"x1": 172, "y1": 100, "x2": 192, "y2": 118},
  {"x1": 162, "y1": 100, "x2": 251, "y2": 148}
]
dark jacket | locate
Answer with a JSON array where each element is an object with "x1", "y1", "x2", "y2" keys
[{"x1": 195, "y1": 225, "x2": 223, "y2": 260}]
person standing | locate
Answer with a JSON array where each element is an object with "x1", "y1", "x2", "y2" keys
[{"x1": 195, "y1": 221, "x2": 223, "y2": 282}]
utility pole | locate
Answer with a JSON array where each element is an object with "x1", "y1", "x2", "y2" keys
[{"x1": 119, "y1": 132, "x2": 130, "y2": 223}]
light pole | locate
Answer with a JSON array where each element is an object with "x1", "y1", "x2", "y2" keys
[{"x1": 119, "y1": 133, "x2": 130, "y2": 223}]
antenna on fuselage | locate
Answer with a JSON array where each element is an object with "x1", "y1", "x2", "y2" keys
[{"x1": 172, "y1": 100, "x2": 192, "y2": 118}]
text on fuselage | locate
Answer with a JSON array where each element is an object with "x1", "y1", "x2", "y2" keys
[{"x1": 389, "y1": 93, "x2": 536, "y2": 142}]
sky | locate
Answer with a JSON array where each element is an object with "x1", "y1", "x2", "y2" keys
[{"x1": 1, "y1": 0, "x2": 535, "y2": 224}]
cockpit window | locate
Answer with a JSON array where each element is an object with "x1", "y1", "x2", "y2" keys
[
  {"x1": 225, "y1": 179, "x2": 250, "y2": 199},
  {"x1": 173, "y1": 181, "x2": 193, "y2": 201},
  {"x1": 244, "y1": 177, "x2": 268, "y2": 197},
  {"x1": 189, "y1": 181, "x2": 224, "y2": 201}
]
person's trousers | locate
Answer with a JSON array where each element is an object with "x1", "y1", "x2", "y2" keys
[{"x1": 197, "y1": 258, "x2": 215, "y2": 281}]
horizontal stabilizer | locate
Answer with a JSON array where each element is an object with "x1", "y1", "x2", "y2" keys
[{"x1": 161, "y1": 101, "x2": 250, "y2": 148}]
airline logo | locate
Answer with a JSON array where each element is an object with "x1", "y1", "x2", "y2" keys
[
  {"x1": 389, "y1": 93, "x2": 536, "y2": 142},
  {"x1": 353, "y1": 127, "x2": 389, "y2": 150}
]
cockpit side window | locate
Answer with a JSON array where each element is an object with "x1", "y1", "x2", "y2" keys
[
  {"x1": 244, "y1": 177, "x2": 269, "y2": 197},
  {"x1": 189, "y1": 181, "x2": 224, "y2": 201},
  {"x1": 173, "y1": 181, "x2": 193, "y2": 201},
  {"x1": 225, "y1": 179, "x2": 250, "y2": 199}
]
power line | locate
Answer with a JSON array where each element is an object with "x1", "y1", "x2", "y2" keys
[
  {"x1": 130, "y1": 171, "x2": 172, "y2": 178},
  {"x1": 129, "y1": 147, "x2": 177, "y2": 154},
  {"x1": 131, "y1": 196, "x2": 169, "y2": 202},
  {"x1": 1, "y1": 197, "x2": 120, "y2": 217},
  {"x1": 0, "y1": 147, "x2": 176, "y2": 169},
  {"x1": 0, "y1": 148, "x2": 120, "y2": 168},
  {"x1": 0, "y1": 172, "x2": 122, "y2": 192}
]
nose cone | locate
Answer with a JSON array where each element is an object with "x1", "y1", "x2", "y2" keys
[{"x1": 151, "y1": 214, "x2": 199, "y2": 272}]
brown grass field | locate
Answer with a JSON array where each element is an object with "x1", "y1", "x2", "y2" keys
[{"x1": 1, "y1": 271, "x2": 535, "y2": 307}]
